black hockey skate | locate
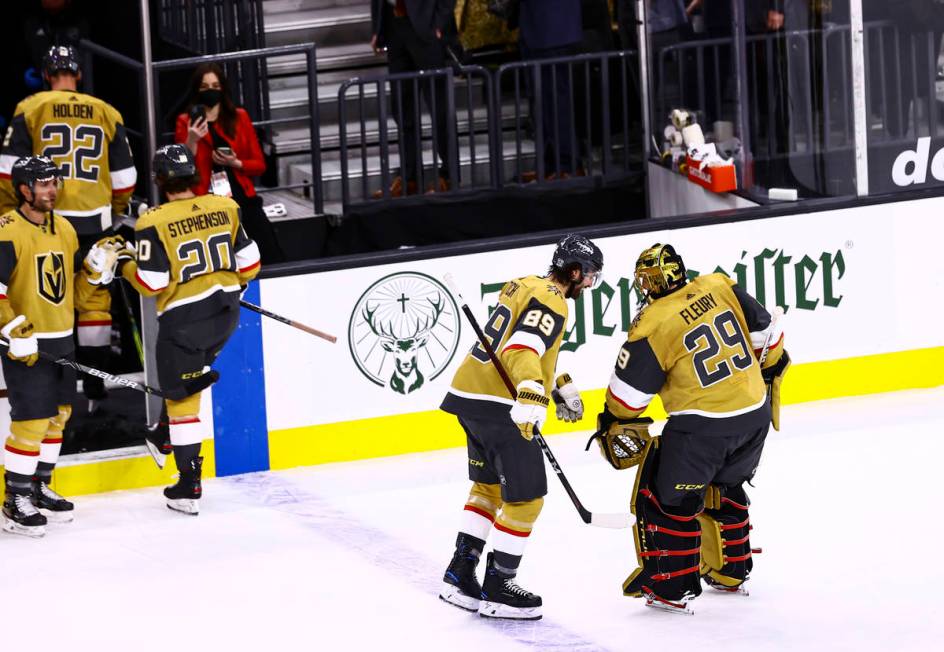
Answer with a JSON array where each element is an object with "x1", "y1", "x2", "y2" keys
[
  {"x1": 144, "y1": 421, "x2": 172, "y2": 470},
  {"x1": 2, "y1": 491, "x2": 47, "y2": 537},
  {"x1": 641, "y1": 586, "x2": 697, "y2": 615},
  {"x1": 439, "y1": 534, "x2": 483, "y2": 612},
  {"x1": 702, "y1": 574, "x2": 750, "y2": 596},
  {"x1": 31, "y1": 480, "x2": 75, "y2": 523},
  {"x1": 478, "y1": 552, "x2": 542, "y2": 620},
  {"x1": 164, "y1": 456, "x2": 202, "y2": 515}
]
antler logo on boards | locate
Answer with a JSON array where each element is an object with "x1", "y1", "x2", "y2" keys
[{"x1": 348, "y1": 272, "x2": 461, "y2": 394}]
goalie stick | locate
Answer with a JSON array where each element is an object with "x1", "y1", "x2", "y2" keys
[
  {"x1": 444, "y1": 273, "x2": 631, "y2": 530},
  {"x1": 239, "y1": 300, "x2": 337, "y2": 343}
]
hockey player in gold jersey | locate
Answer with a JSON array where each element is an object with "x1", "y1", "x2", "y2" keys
[
  {"x1": 438, "y1": 234, "x2": 603, "y2": 620},
  {"x1": 0, "y1": 45, "x2": 139, "y2": 406},
  {"x1": 1, "y1": 156, "x2": 119, "y2": 537},
  {"x1": 592, "y1": 243, "x2": 790, "y2": 613},
  {"x1": 118, "y1": 144, "x2": 260, "y2": 515}
]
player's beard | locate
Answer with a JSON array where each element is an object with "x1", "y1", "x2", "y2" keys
[{"x1": 33, "y1": 193, "x2": 57, "y2": 212}]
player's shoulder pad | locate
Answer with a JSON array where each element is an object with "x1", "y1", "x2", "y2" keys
[
  {"x1": 522, "y1": 275, "x2": 567, "y2": 314},
  {"x1": 14, "y1": 92, "x2": 49, "y2": 115},
  {"x1": 135, "y1": 203, "x2": 166, "y2": 229}
]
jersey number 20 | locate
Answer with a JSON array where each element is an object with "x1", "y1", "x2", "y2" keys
[
  {"x1": 177, "y1": 233, "x2": 234, "y2": 283},
  {"x1": 683, "y1": 310, "x2": 753, "y2": 388}
]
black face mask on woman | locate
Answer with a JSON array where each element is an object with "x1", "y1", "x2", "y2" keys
[{"x1": 197, "y1": 89, "x2": 223, "y2": 108}]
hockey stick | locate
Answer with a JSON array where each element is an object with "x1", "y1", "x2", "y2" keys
[
  {"x1": 0, "y1": 339, "x2": 218, "y2": 400},
  {"x1": 0, "y1": 338, "x2": 165, "y2": 396},
  {"x1": 239, "y1": 300, "x2": 337, "y2": 343},
  {"x1": 116, "y1": 278, "x2": 145, "y2": 366},
  {"x1": 443, "y1": 273, "x2": 632, "y2": 530},
  {"x1": 758, "y1": 306, "x2": 785, "y2": 365}
]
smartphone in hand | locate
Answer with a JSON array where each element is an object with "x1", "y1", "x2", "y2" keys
[
  {"x1": 189, "y1": 104, "x2": 206, "y2": 124},
  {"x1": 215, "y1": 146, "x2": 233, "y2": 156}
]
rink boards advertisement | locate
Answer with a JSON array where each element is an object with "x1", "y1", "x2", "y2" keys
[
  {"x1": 258, "y1": 196, "x2": 944, "y2": 471},
  {"x1": 4, "y1": 195, "x2": 943, "y2": 495}
]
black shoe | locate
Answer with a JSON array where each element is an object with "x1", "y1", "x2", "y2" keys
[
  {"x1": 31, "y1": 480, "x2": 75, "y2": 523},
  {"x1": 439, "y1": 533, "x2": 483, "y2": 612},
  {"x1": 144, "y1": 422, "x2": 171, "y2": 470},
  {"x1": 164, "y1": 456, "x2": 203, "y2": 515},
  {"x1": 2, "y1": 491, "x2": 47, "y2": 537},
  {"x1": 479, "y1": 552, "x2": 542, "y2": 620}
]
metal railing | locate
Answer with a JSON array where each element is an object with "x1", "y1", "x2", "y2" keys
[
  {"x1": 336, "y1": 50, "x2": 642, "y2": 209},
  {"x1": 338, "y1": 66, "x2": 493, "y2": 207},
  {"x1": 654, "y1": 21, "x2": 941, "y2": 189},
  {"x1": 495, "y1": 49, "x2": 641, "y2": 185},
  {"x1": 158, "y1": 0, "x2": 269, "y2": 132}
]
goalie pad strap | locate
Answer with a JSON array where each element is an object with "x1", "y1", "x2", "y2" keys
[
  {"x1": 640, "y1": 546, "x2": 701, "y2": 558},
  {"x1": 641, "y1": 489, "x2": 699, "y2": 522},
  {"x1": 651, "y1": 565, "x2": 700, "y2": 581},
  {"x1": 646, "y1": 523, "x2": 700, "y2": 537}
]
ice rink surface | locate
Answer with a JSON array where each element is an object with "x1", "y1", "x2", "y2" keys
[{"x1": 2, "y1": 388, "x2": 941, "y2": 651}]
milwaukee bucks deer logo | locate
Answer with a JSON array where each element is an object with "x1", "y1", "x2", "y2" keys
[{"x1": 349, "y1": 272, "x2": 461, "y2": 394}]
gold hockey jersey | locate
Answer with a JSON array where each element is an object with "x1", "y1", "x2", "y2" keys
[
  {"x1": 0, "y1": 90, "x2": 137, "y2": 234},
  {"x1": 442, "y1": 275, "x2": 568, "y2": 420},
  {"x1": 605, "y1": 273, "x2": 784, "y2": 435},
  {"x1": 121, "y1": 194, "x2": 260, "y2": 322},
  {"x1": 0, "y1": 209, "x2": 102, "y2": 355}
]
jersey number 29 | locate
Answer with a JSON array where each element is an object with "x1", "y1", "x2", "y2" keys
[{"x1": 683, "y1": 310, "x2": 753, "y2": 388}]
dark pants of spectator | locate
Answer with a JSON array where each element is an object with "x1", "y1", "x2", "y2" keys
[
  {"x1": 384, "y1": 6, "x2": 454, "y2": 185},
  {"x1": 522, "y1": 43, "x2": 579, "y2": 176},
  {"x1": 238, "y1": 195, "x2": 285, "y2": 264}
]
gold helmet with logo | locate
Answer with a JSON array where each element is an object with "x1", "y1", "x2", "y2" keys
[{"x1": 634, "y1": 243, "x2": 687, "y2": 302}]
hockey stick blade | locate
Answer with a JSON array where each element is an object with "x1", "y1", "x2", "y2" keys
[{"x1": 590, "y1": 512, "x2": 633, "y2": 529}]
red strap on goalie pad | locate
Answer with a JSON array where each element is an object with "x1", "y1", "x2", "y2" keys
[
  {"x1": 720, "y1": 517, "x2": 749, "y2": 531},
  {"x1": 641, "y1": 489, "x2": 699, "y2": 522},
  {"x1": 645, "y1": 523, "x2": 701, "y2": 537},
  {"x1": 640, "y1": 546, "x2": 701, "y2": 558},
  {"x1": 650, "y1": 565, "x2": 700, "y2": 581}
]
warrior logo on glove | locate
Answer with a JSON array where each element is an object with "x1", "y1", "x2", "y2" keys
[{"x1": 35, "y1": 251, "x2": 66, "y2": 304}]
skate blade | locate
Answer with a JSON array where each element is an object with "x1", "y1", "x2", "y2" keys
[
  {"x1": 2, "y1": 518, "x2": 46, "y2": 538},
  {"x1": 40, "y1": 509, "x2": 75, "y2": 524},
  {"x1": 438, "y1": 581, "x2": 481, "y2": 612},
  {"x1": 707, "y1": 583, "x2": 749, "y2": 596},
  {"x1": 145, "y1": 439, "x2": 167, "y2": 470},
  {"x1": 644, "y1": 596, "x2": 695, "y2": 615},
  {"x1": 478, "y1": 600, "x2": 542, "y2": 620},
  {"x1": 166, "y1": 498, "x2": 200, "y2": 515}
]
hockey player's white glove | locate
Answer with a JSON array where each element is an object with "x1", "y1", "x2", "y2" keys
[
  {"x1": 509, "y1": 380, "x2": 549, "y2": 441},
  {"x1": 551, "y1": 373, "x2": 583, "y2": 423},
  {"x1": 84, "y1": 237, "x2": 122, "y2": 285},
  {"x1": 2, "y1": 315, "x2": 39, "y2": 367}
]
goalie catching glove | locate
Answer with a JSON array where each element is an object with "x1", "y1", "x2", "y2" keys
[
  {"x1": 585, "y1": 412, "x2": 653, "y2": 470},
  {"x1": 509, "y1": 380, "x2": 549, "y2": 441},
  {"x1": 1, "y1": 315, "x2": 39, "y2": 366},
  {"x1": 551, "y1": 373, "x2": 584, "y2": 422}
]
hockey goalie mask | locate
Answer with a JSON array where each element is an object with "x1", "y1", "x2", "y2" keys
[{"x1": 634, "y1": 243, "x2": 687, "y2": 302}]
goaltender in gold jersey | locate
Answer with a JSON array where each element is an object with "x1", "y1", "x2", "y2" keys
[
  {"x1": 119, "y1": 144, "x2": 260, "y2": 516},
  {"x1": 437, "y1": 235, "x2": 603, "y2": 621},
  {"x1": 590, "y1": 243, "x2": 790, "y2": 614}
]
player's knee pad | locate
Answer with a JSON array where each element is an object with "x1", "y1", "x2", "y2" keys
[
  {"x1": 492, "y1": 498, "x2": 544, "y2": 557},
  {"x1": 460, "y1": 482, "x2": 503, "y2": 540},
  {"x1": 48, "y1": 405, "x2": 73, "y2": 436},
  {"x1": 623, "y1": 439, "x2": 703, "y2": 603},
  {"x1": 77, "y1": 309, "x2": 112, "y2": 347},
  {"x1": 698, "y1": 484, "x2": 754, "y2": 588},
  {"x1": 466, "y1": 482, "x2": 503, "y2": 519},
  {"x1": 8, "y1": 419, "x2": 49, "y2": 451}
]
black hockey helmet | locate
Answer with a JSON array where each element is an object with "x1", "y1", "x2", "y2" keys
[
  {"x1": 43, "y1": 45, "x2": 81, "y2": 77},
  {"x1": 11, "y1": 156, "x2": 62, "y2": 204},
  {"x1": 552, "y1": 234, "x2": 603, "y2": 277},
  {"x1": 152, "y1": 144, "x2": 197, "y2": 182}
]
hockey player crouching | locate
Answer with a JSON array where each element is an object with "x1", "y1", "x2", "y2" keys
[
  {"x1": 1, "y1": 156, "x2": 121, "y2": 537},
  {"x1": 118, "y1": 145, "x2": 260, "y2": 515},
  {"x1": 591, "y1": 244, "x2": 790, "y2": 614},
  {"x1": 438, "y1": 234, "x2": 603, "y2": 620}
]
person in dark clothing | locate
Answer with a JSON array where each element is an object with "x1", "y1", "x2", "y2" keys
[
  {"x1": 519, "y1": 0, "x2": 584, "y2": 177},
  {"x1": 370, "y1": 0, "x2": 457, "y2": 197}
]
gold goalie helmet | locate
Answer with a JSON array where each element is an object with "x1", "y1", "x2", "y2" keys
[{"x1": 634, "y1": 243, "x2": 687, "y2": 302}]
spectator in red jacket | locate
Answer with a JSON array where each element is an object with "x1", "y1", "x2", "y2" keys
[{"x1": 175, "y1": 63, "x2": 283, "y2": 263}]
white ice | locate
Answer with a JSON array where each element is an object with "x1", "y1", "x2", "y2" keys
[{"x1": 2, "y1": 388, "x2": 941, "y2": 651}]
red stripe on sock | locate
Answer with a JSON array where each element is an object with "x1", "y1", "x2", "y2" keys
[
  {"x1": 169, "y1": 417, "x2": 201, "y2": 425},
  {"x1": 4, "y1": 444, "x2": 39, "y2": 456},
  {"x1": 42, "y1": 437, "x2": 63, "y2": 444},
  {"x1": 463, "y1": 504, "x2": 495, "y2": 522},
  {"x1": 494, "y1": 521, "x2": 530, "y2": 538}
]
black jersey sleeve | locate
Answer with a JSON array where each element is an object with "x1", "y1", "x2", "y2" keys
[
  {"x1": 501, "y1": 297, "x2": 566, "y2": 357},
  {"x1": 133, "y1": 225, "x2": 171, "y2": 291},
  {"x1": 0, "y1": 240, "x2": 17, "y2": 294},
  {"x1": 732, "y1": 284, "x2": 771, "y2": 332}
]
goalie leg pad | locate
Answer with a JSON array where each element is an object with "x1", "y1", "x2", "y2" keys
[
  {"x1": 623, "y1": 439, "x2": 703, "y2": 604},
  {"x1": 698, "y1": 484, "x2": 754, "y2": 589}
]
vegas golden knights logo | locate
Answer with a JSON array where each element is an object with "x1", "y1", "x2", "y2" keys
[{"x1": 36, "y1": 251, "x2": 66, "y2": 305}]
